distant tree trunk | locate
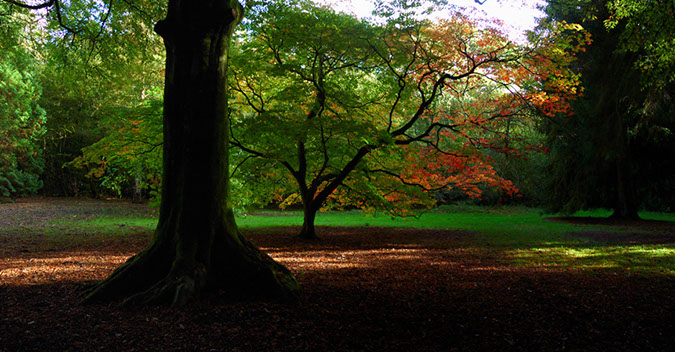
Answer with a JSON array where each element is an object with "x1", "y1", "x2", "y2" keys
[
  {"x1": 82, "y1": 0, "x2": 298, "y2": 307},
  {"x1": 611, "y1": 152, "x2": 640, "y2": 220},
  {"x1": 295, "y1": 147, "x2": 372, "y2": 239},
  {"x1": 611, "y1": 188, "x2": 640, "y2": 219},
  {"x1": 299, "y1": 201, "x2": 319, "y2": 240},
  {"x1": 608, "y1": 100, "x2": 640, "y2": 221},
  {"x1": 132, "y1": 166, "x2": 144, "y2": 204}
]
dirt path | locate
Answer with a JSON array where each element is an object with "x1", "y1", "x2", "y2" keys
[{"x1": 0, "y1": 197, "x2": 157, "y2": 228}]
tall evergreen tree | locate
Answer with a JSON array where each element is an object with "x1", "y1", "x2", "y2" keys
[{"x1": 542, "y1": 0, "x2": 675, "y2": 217}]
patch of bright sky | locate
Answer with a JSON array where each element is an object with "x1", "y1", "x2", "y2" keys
[{"x1": 319, "y1": 0, "x2": 547, "y2": 41}]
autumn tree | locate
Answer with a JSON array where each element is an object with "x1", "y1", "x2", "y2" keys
[
  {"x1": 4, "y1": 0, "x2": 299, "y2": 306},
  {"x1": 228, "y1": 0, "x2": 582, "y2": 239}
]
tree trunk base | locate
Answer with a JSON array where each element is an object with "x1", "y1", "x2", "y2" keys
[
  {"x1": 80, "y1": 230, "x2": 299, "y2": 307},
  {"x1": 297, "y1": 230, "x2": 320, "y2": 241},
  {"x1": 609, "y1": 209, "x2": 641, "y2": 221}
]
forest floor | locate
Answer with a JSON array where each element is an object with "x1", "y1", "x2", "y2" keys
[{"x1": 1, "y1": 198, "x2": 674, "y2": 351}]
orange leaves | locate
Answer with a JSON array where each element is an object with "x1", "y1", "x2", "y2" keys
[
  {"x1": 347, "y1": 142, "x2": 519, "y2": 216},
  {"x1": 516, "y1": 20, "x2": 592, "y2": 118},
  {"x1": 406, "y1": 15, "x2": 589, "y2": 121},
  {"x1": 397, "y1": 145, "x2": 518, "y2": 199},
  {"x1": 527, "y1": 91, "x2": 571, "y2": 117},
  {"x1": 408, "y1": 14, "x2": 516, "y2": 83}
]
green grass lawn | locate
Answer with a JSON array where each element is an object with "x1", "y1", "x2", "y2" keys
[{"x1": 47, "y1": 205, "x2": 675, "y2": 276}]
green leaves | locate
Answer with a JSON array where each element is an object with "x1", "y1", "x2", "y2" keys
[
  {"x1": 609, "y1": 0, "x2": 675, "y2": 88},
  {"x1": 69, "y1": 93, "x2": 163, "y2": 199},
  {"x1": 7, "y1": 0, "x2": 169, "y2": 198},
  {"x1": 0, "y1": 8, "x2": 46, "y2": 197}
]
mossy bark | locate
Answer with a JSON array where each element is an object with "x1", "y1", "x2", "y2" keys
[{"x1": 81, "y1": 0, "x2": 299, "y2": 307}]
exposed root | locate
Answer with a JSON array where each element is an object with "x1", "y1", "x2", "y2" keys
[
  {"x1": 120, "y1": 266, "x2": 208, "y2": 307},
  {"x1": 219, "y1": 234, "x2": 301, "y2": 303},
  {"x1": 80, "y1": 232, "x2": 300, "y2": 307},
  {"x1": 79, "y1": 245, "x2": 170, "y2": 305}
]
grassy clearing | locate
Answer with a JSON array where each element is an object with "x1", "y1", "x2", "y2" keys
[
  {"x1": 38, "y1": 204, "x2": 675, "y2": 276},
  {"x1": 50, "y1": 217, "x2": 158, "y2": 236},
  {"x1": 43, "y1": 217, "x2": 157, "y2": 237}
]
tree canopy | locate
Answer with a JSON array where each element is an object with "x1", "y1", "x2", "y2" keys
[{"x1": 227, "y1": 0, "x2": 587, "y2": 237}]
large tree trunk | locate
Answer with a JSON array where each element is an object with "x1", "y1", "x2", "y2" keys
[
  {"x1": 81, "y1": 0, "x2": 299, "y2": 307},
  {"x1": 131, "y1": 166, "x2": 144, "y2": 204}
]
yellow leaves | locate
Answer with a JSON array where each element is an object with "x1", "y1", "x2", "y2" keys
[
  {"x1": 529, "y1": 91, "x2": 549, "y2": 105},
  {"x1": 561, "y1": 22, "x2": 585, "y2": 32},
  {"x1": 279, "y1": 193, "x2": 301, "y2": 209}
]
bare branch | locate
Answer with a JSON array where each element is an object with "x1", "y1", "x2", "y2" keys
[
  {"x1": 230, "y1": 155, "x2": 253, "y2": 178},
  {"x1": 367, "y1": 168, "x2": 450, "y2": 192},
  {"x1": 2, "y1": 0, "x2": 54, "y2": 10},
  {"x1": 394, "y1": 121, "x2": 461, "y2": 145},
  {"x1": 53, "y1": 0, "x2": 79, "y2": 34}
]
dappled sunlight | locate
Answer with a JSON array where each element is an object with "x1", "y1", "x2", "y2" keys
[
  {"x1": 4, "y1": 242, "x2": 672, "y2": 289},
  {"x1": 465, "y1": 266, "x2": 519, "y2": 272},
  {"x1": 0, "y1": 253, "x2": 131, "y2": 286},
  {"x1": 626, "y1": 247, "x2": 674, "y2": 258},
  {"x1": 264, "y1": 247, "x2": 462, "y2": 272}
]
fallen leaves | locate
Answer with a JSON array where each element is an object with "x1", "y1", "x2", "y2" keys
[{"x1": 1, "y1": 199, "x2": 674, "y2": 351}]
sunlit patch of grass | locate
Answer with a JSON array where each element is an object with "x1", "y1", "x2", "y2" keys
[
  {"x1": 237, "y1": 207, "x2": 571, "y2": 235},
  {"x1": 508, "y1": 245, "x2": 675, "y2": 276}
]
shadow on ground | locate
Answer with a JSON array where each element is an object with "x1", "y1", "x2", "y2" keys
[{"x1": 2, "y1": 225, "x2": 674, "y2": 352}]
